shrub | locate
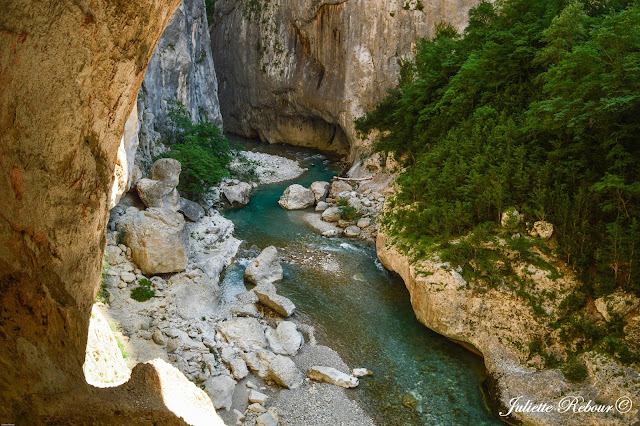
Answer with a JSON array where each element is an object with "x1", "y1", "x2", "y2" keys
[
  {"x1": 339, "y1": 205, "x2": 360, "y2": 221},
  {"x1": 131, "y1": 278, "x2": 155, "y2": 302},
  {"x1": 562, "y1": 358, "x2": 588, "y2": 383},
  {"x1": 159, "y1": 102, "x2": 232, "y2": 198}
]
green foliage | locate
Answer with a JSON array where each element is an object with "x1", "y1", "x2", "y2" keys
[
  {"x1": 205, "y1": 0, "x2": 216, "y2": 24},
  {"x1": 562, "y1": 357, "x2": 588, "y2": 382},
  {"x1": 159, "y1": 102, "x2": 232, "y2": 198},
  {"x1": 131, "y1": 278, "x2": 155, "y2": 302},
  {"x1": 339, "y1": 205, "x2": 360, "y2": 221},
  {"x1": 357, "y1": 0, "x2": 640, "y2": 298}
]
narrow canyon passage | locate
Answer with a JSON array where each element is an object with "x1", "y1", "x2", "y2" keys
[{"x1": 221, "y1": 139, "x2": 500, "y2": 424}]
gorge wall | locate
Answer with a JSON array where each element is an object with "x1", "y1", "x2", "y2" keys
[
  {"x1": 0, "y1": 0, "x2": 227, "y2": 422},
  {"x1": 210, "y1": 0, "x2": 482, "y2": 159},
  {"x1": 137, "y1": 0, "x2": 223, "y2": 170}
]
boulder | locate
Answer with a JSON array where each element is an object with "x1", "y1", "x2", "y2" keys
[
  {"x1": 322, "y1": 230, "x2": 340, "y2": 238},
  {"x1": 265, "y1": 321, "x2": 303, "y2": 356},
  {"x1": 531, "y1": 220, "x2": 554, "y2": 240},
  {"x1": 315, "y1": 201, "x2": 330, "y2": 212},
  {"x1": 223, "y1": 181, "x2": 252, "y2": 206},
  {"x1": 310, "y1": 181, "x2": 330, "y2": 202},
  {"x1": 352, "y1": 368, "x2": 372, "y2": 377},
  {"x1": 248, "y1": 403, "x2": 267, "y2": 413},
  {"x1": 357, "y1": 217, "x2": 371, "y2": 229},
  {"x1": 268, "y1": 355, "x2": 304, "y2": 389},
  {"x1": 254, "y1": 284, "x2": 296, "y2": 317},
  {"x1": 328, "y1": 180, "x2": 352, "y2": 199},
  {"x1": 178, "y1": 197, "x2": 205, "y2": 222},
  {"x1": 307, "y1": 366, "x2": 359, "y2": 388},
  {"x1": 244, "y1": 246, "x2": 283, "y2": 285},
  {"x1": 217, "y1": 317, "x2": 267, "y2": 351},
  {"x1": 595, "y1": 291, "x2": 640, "y2": 322},
  {"x1": 344, "y1": 226, "x2": 361, "y2": 238},
  {"x1": 204, "y1": 374, "x2": 236, "y2": 411},
  {"x1": 321, "y1": 207, "x2": 342, "y2": 223},
  {"x1": 257, "y1": 412, "x2": 277, "y2": 426},
  {"x1": 136, "y1": 158, "x2": 182, "y2": 211},
  {"x1": 152, "y1": 330, "x2": 165, "y2": 346},
  {"x1": 278, "y1": 184, "x2": 315, "y2": 210},
  {"x1": 248, "y1": 390, "x2": 269, "y2": 405},
  {"x1": 116, "y1": 207, "x2": 187, "y2": 275}
]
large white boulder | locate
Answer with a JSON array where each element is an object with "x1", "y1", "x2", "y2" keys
[
  {"x1": 267, "y1": 355, "x2": 304, "y2": 389},
  {"x1": 204, "y1": 374, "x2": 237, "y2": 411},
  {"x1": 328, "y1": 180, "x2": 352, "y2": 199},
  {"x1": 217, "y1": 317, "x2": 267, "y2": 351},
  {"x1": 244, "y1": 246, "x2": 283, "y2": 285},
  {"x1": 136, "y1": 158, "x2": 182, "y2": 211},
  {"x1": 116, "y1": 207, "x2": 187, "y2": 275},
  {"x1": 265, "y1": 321, "x2": 303, "y2": 356},
  {"x1": 310, "y1": 181, "x2": 330, "y2": 203},
  {"x1": 254, "y1": 283, "x2": 296, "y2": 317},
  {"x1": 321, "y1": 207, "x2": 342, "y2": 223},
  {"x1": 223, "y1": 181, "x2": 252, "y2": 206},
  {"x1": 278, "y1": 184, "x2": 316, "y2": 210}
]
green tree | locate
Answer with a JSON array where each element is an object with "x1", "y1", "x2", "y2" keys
[{"x1": 160, "y1": 102, "x2": 232, "y2": 198}]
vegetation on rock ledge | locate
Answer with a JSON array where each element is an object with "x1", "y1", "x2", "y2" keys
[{"x1": 357, "y1": 0, "x2": 640, "y2": 365}]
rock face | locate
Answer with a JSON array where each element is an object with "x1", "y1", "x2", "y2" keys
[
  {"x1": 137, "y1": 0, "x2": 223, "y2": 169},
  {"x1": 116, "y1": 208, "x2": 188, "y2": 275},
  {"x1": 376, "y1": 232, "x2": 640, "y2": 425},
  {"x1": 109, "y1": 104, "x2": 141, "y2": 209},
  {"x1": 244, "y1": 246, "x2": 284, "y2": 285},
  {"x1": 211, "y1": 0, "x2": 481, "y2": 159},
  {"x1": 0, "y1": 0, "x2": 230, "y2": 422},
  {"x1": 278, "y1": 184, "x2": 316, "y2": 210}
]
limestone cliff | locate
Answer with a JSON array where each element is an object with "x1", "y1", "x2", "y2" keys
[
  {"x1": 377, "y1": 233, "x2": 640, "y2": 425},
  {"x1": 0, "y1": 0, "x2": 228, "y2": 422},
  {"x1": 211, "y1": 0, "x2": 482, "y2": 159},
  {"x1": 137, "y1": 0, "x2": 223, "y2": 169}
]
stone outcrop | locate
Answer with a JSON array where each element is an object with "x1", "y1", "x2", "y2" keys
[
  {"x1": 278, "y1": 184, "x2": 316, "y2": 210},
  {"x1": 211, "y1": 0, "x2": 482, "y2": 159},
  {"x1": 0, "y1": 0, "x2": 234, "y2": 422},
  {"x1": 116, "y1": 207, "x2": 188, "y2": 275},
  {"x1": 137, "y1": 0, "x2": 223, "y2": 169},
  {"x1": 109, "y1": 104, "x2": 142, "y2": 209},
  {"x1": 376, "y1": 232, "x2": 640, "y2": 425},
  {"x1": 136, "y1": 158, "x2": 182, "y2": 210}
]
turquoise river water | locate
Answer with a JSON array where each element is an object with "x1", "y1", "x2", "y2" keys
[{"x1": 221, "y1": 139, "x2": 501, "y2": 425}]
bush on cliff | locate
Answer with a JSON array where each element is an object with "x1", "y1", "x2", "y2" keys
[
  {"x1": 159, "y1": 101, "x2": 232, "y2": 198},
  {"x1": 357, "y1": 0, "x2": 640, "y2": 364}
]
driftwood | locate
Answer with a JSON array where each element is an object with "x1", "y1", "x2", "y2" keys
[{"x1": 333, "y1": 175, "x2": 374, "y2": 182}]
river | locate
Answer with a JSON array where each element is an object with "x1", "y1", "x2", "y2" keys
[{"x1": 220, "y1": 138, "x2": 500, "y2": 425}]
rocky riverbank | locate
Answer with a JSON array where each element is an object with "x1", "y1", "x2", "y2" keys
[
  {"x1": 90, "y1": 152, "x2": 375, "y2": 425},
  {"x1": 376, "y1": 232, "x2": 640, "y2": 425}
]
